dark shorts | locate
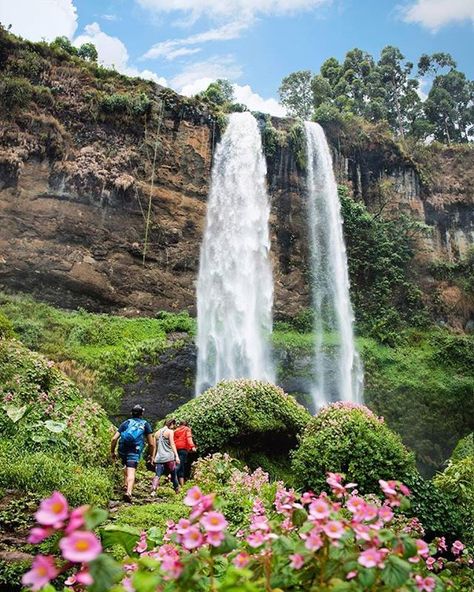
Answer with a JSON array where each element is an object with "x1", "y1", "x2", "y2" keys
[
  {"x1": 119, "y1": 453, "x2": 139, "y2": 469},
  {"x1": 177, "y1": 449, "x2": 188, "y2": 479},
  {"x1": 155, "y1": 461, "x2": 179, "y2": 491}
]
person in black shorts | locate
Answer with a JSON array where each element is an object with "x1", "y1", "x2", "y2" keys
[{"x1": 110, "y1": 404, "x2": 154, "y2": 502}]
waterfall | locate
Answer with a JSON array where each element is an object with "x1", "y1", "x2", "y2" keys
[
  {"x1": 195, "y1": 112, "x2": 275, "y2": 394},
  {"x1": 304, "y1": 121, "x2": 363, "y2": 407}
]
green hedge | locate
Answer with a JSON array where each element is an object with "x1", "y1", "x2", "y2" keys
[
  {"x1": 291, "y1": 402, "x2": 415, "y2": 493},
  {"x1": 172, "y1": 380, "x2": 311, "y2": 457}
]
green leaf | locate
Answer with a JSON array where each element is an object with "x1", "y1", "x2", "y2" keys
[
  {"x1": 31, "y1": 433, "x2": 48, "y2": 443},
  {"x1": 358, "y1": 567, "x2": 376, "y2": 588},
  {"x1": 132, "y1": 571, "x2": 161, "y2": 592},
  {"x1": 85, "y1": 507, "x2": 108, "y2": 530},
  {"x1": 4, "y1": 404, "x2": 27, "y2": 423},
  {"x1": 88, "y1": 555, "x2": 123, "y2": 592},
  {"x1": 210, "y1": 533, "x2": 238, "y2": 555},
  {"x1": 44, "y1": 420, "x2": 67, "y2": 433},
  {"x1": 146, "y1": 527, "x2": 162, "y2": 546},
  {"x1": 100, "y1": 525, "x2": 140, "y2": 555},
  {"x1": 382, "y1": 556, "x2": 410, "y2": 588},
  {"x1": 292, "y1": 508, "x2": 308, "y2": 528}
]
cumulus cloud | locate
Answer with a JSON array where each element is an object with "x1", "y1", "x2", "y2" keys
[
  {"x1": 73, "y1": 23, "x2": 167, "y2": 85},
  {"x1": 170, "y1": 56, "x2": 243, "y2": 94},
  {"x1": 233, "y1": 84, "x2": 286, "y2": 116},
  {"x1": 402, "y1": 0, "x2": 474, "y2": 31},
  {"x1": 0, "y1": 0, "x2": 78, "y2": 41}
]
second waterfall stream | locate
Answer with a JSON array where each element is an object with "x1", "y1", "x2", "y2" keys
[
  {"x1": 304, "y1": 121, "x2": 363, "y2": 407},
  {"x1": 195, "y1": 112, "x2": 275, "y2": 394}
]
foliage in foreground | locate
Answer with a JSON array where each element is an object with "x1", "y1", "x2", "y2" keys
[
  {"x1": 292, "y1": 403, "x2": 415, "y2": 494},
  {"x1": 21, "y1": 474, "x2": 473, "y2": 592},
  {"x1": 172, "y1": 379, "x2": 311, "y2": 459}
]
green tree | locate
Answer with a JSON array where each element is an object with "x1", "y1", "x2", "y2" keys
[
  {"x1": 201, "y1": 79, "x2": 234, "y2": 105},
  {"x1": 417, "y1": 52, "x2": 456, "y2": 77},
  {"x1": 278, "y1": 70, "x2": 313, "y2": 119},
  {"x1": 50, "y1": 36, "x2": 78, "y2": 56},
  {"x1": 78, "y1": 42, "x2": 98, "y2": 62},
  {"x1": 424, "y1": 70, "x2": 474, "y2": 143}
]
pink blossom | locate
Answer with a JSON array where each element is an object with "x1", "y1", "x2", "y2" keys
[
  {"x1": 358, "y1": 548, "x2": 386, "y2": 569},
  {"x1": 183, "y1": 486, "x2": 203, "y2": 507},
  {"x1": 65, "y1": 506, "x2": 89, "y2": 534},
  {"x1": 416, "y1": 539, "x2": 430, "y2": 558},
  {"x1": 326, "y1": 473, "x2": 348, "y2": 498},
  {"x1": 246, "y1": 531, "x2": 267, "y2": 548},
  {"x1": 309, "y1": 498, "x2": 330, "y2": 520},
  {"x1": 301, "y1": 492, "x2": 315, "y2": 505},
  {"x1": 281, "y1": 517, "x2": 294, "y2": 532},
  {"x1": 28, "y1": 527, "x2": 53, "y2": 544},
  {"x1": 323, "y1": 520, "x2": 345, "y2": 539},
  {"x1": 250, "y1": 515, "x2": 270, "y2": 532},
  {"x1": 378, "y1": 505, "x2": 394, "y2": 523},
  {"x1": 289, "y1": 553, "x2": 305, "y2": 569},
  {"x1": 353, "y1": 523, "x2": 371, "y2": 541},
  {"x1": 22, "y1": 555, "x2": 58, "y2": 591},
  {"x1": 304, "y1": 529, "x2": 323, "y2": 551},
  {"x1": 201, "y1": 511, "x2": 228, "y2": 533},
  {"x1": 65, "y1": 566, "x2": 93, "y2": 587},
  {"x1": 190, "y1": 494, "x2": 215, "y2": 519},
  {"x1": 122, "y1": 577, "x2": 135, "y2": 592},
  {"x1": 134, "y1": 531, "x2": 147, "y2": 554},
  {"x1": 379, "y1": 480, "x2": 397, "y2": 496},
  {"x1": 59, "y1": 531, "x2": 102, "y2": 563},
  {"x1": 35, "y1": 492, "x2": 69, "y2": 526},
  {"x1": 414, "y1": 575, "x2": 436, "y2": 592},
  {"x1": 426, "y1": 557, "x2": 436, "y2": 571},
  {"x1": 233, "y1": 552, "x2": 250, "y2": 568},
  {"x1": 437, "y1": 537, "x2": 447, "y2": 552},
  {"x1": 181, "y1": 526, "x2": 204, "y2": 550},
  {"x1": 346, "y1": 571, "x2": 357, "y2": 580},
  {"x1": 346, "y1": 496, "x2": 365, "y2": 514},
  {"x1": 161, "y1": 557, "x2": 183, "y2": 579},
  {"x1": 354, "y1": 503, "x2": 378, "y2": 523},
  {"x1": 206, "y1": 530, "x2": 225, "y2": 547},
  {"x1": 452, "y1": 540, "x2": 464, "y2": 555}
]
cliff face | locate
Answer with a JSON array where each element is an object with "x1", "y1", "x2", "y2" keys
[{"x1": 0, "y1": 34, "x2": 472, "y2": 326}]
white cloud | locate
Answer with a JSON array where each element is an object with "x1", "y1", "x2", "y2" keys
[
  {"x1": 0, "y1": 0, "x2": 78, "y2": 41},
  {"x1": 233, "y1": 84, "x2": 287, "y2": 116},
  {"x1": 73, "y1": 23, "x2": 167, "y2": 85},
  {"x1": 170, "y1": 56, "x2": 243, "y2": 93},
  {"x1": 402, "y1": 0, "x2": 474, "y2": 31},
  {"x1": 143, "y1": 20, "x2": 248, "y2": 60},
  {"x1": 136, "y1": 0, "x2": 330, "y2": 23}
]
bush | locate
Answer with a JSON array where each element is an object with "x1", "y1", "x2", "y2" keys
[
  {"x1": 113, "y1": 501, "x2": 187, "y2": 534},
  {"x1": 291, "y1": 402, "x2": 415, "y2": 493},
  {"x1": 288, "y1": 122, "x2": 307, "y2": 170},
  {"x1": 173, "y1": 380, "x2": 311, "y2": 459},
  {"x1": 0, "y1": 76, "x2": 33, "y2": 110},
  {"x1": 434, "y1": 456, "x2": 474, "y2": 547},
  {"x1": 99, "y1": 92, "x2": 151, "y2": 117},
  {"x1": 451, "y1": 433, "x2": 474, "y2": 461},
  {"x1": 0, "y1": 312, "x2": 14, "y2": 339}
]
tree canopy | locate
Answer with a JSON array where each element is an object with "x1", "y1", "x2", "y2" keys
[{"x1": 279, "y1": 46, "x2": 473, "y2": 144}]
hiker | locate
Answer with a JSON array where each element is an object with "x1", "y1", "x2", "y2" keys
[
  {"x1": 150, "y1": 418, "x2": 180, "y2": 496},
  {"x1": 174, "y1": 420, "x2": 197, "y2": 487},
  {"x1": 111, "y1": 404, "x2": 154, "y2": 503}
]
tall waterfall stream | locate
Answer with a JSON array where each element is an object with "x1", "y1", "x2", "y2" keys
[
  {"x1": 304, "y1": 121, "x2": 364, "y2": 407},
  {"x1": 195, "y1": 112, "x2": 275, "y2": 394}
]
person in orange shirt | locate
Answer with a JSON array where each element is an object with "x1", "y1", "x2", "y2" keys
[{"x1": 174, "y1": 420, "x2": 196, "y2": 486}]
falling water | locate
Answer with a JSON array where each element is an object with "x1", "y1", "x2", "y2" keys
[
  {"x1": 195, "y1": 112, "x2": 275, "y2": 394},
  {"x1": 304, "y1": 121, "x2": 363, "y2": 407}
]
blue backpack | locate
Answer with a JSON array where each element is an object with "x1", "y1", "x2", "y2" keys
[{"x1": 120, "y1": 418, "x2": 146, "y2": 451}]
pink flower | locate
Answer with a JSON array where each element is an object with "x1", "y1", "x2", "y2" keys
[
  {"x1": 122, "y1": 577, "x2": 135, "y2": 592},
  {"x1": 28, "y1": 527, "x2": 53, "y2": 544},
  {"x1": 233, "y1": 552, "x2": 250, "y2": 568},
  {"x1": 452, "y1": 540, "x2": 464, "y2": 555},
  {"x1": 201, "y1": 512, "x2": 228, "y2": 533},
  {"x1": 358, "y1": 548, "x2": 385, "y2": 569},
  {"x1": 309, "y1": 498, "x2": 330, "y2": 520},
  {"x1": 304, "y1": 529, "x2": 323, "y2": 551},
  {"x1": 65, "y1": 506, "x2": 89, "y2": 534},
  {"x1": 289, "y1": 553, "x2": 305, "y2": 569},
  {"x1": 35, "y1": 492, "x2": 69, "y2": 526},
  {"x1": 134, "y1": 531, "x2": 147, "y2": 554},
  {"x1": 416, "y1": 539, "x2": 430, "y2": 558},
  {"x1": 378, "y1": 505, "x2": 394, "y2": 523},
  {"x1": 184, "y1": 486, "x2": 203, "y2": 507},
  {"x1": 250, "y1": 515, "x2": 270, "y2": 532},
  {"x1": 379, "y1": 480, "x2": 397, "y2": 496},
  {"x1": 437, "y1": 537, "x2": 447, "y2": 552},
  {"x1": 161, "y1": 557, "x2": 183, "y2": 579},
  {"x1": 326, "y1": 473, "x2": 349, "y2": 498},
  {"x1": 426, "y1": 557, "x2": 436, "y2": 571},
  {"x1": 346, "y1": 496, "x2": 365, "y2": 514},
  {"x1": 323, "y1": 520, "x2": 345, "y2": 539},
  {"x1": 354, "y1": 503, "x2": 378, "y2": 523},
  {"x1": 414, "y1": 575, "x2": 436, "y2": 592},
  {"x1": 190, "y1": 494, "x2": 215, "y2": 520},
  {"x1": 22, "y1": 555, "x2": 58, "y2": 591},
  {"x1": 181, "y1": 526, "x2": 204, "y2": 550},
  {"x1": 353, "y1": 523, "x2": 371, "y2": 541},
  {"x1": 301, "y1": 492, "x2": 315, "y2": 505},
  {"x1": 65, "y1": 566, "x2": 93, "y2": 587},
  {"x1": 246, "y1": 531, "x2": 267, "y2": 548},
  {"x1": 176, "y1": 519, "x2": 191, "y2": 534},
  {"x1": 59, "y1": 531, "x2": 102, "y2": 563},
  {"x1": 346, "y1": 570, "x2": 358, "y2": 580},
  {"x1": 206, "y1": 530, "x2": 225, "y2": 547}
]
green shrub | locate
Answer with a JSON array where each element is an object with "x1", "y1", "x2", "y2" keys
[
  {"x1": 113, "y1": 501, "x2": 187, "y2": 533},
  {"x1": 0, "y1": 312, "x2": 14, "y2": 339},
  {"x1": 173, "y1": 380, "x2": 310, "y2": 459},
  {"x1": 0, "y1": 76, "x2": 33, "y2": 110},
  {"x1": 0, "y1": 446, "x2": 113, "y2": 507},
  {"x1": 288, "y1": 122, "x2": 307, "y2": 170},
  {"x1": 154, "y1": 310, "x2": 195, "y2": 334},
  {"x1": 99, "y1": 92, "x2": 151, "y2": 117},
  {"x1": 434, "y1": 456, "x2": 474, "y2": 547},
  {"x1": 33, "y1": 85, "x2": 54, "y2": 107},
  {"x1": 451, "y1": 433, "x2": 474, "y2": 462},
  {"x1": 291, "y1": 402, "x2": 415, "y2": 493}
]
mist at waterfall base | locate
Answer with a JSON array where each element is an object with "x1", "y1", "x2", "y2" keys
[
  {"x1": 304, "y1": 121, "x2": 364, "y2": 408},
  {"x1": 195, "y1": 112, "x2": 275, "y2": 395}
]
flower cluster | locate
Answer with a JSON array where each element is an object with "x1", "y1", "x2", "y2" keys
[{"x1": 22, "y1": 492, "x2": 102, "y2": 591}]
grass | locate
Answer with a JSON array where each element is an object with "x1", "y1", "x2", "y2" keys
[{"x1": 0, "y1": 293, "x2": 195, "y2": 413}]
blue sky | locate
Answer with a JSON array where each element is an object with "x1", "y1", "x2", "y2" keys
[{"x1": 1, "y1": 0, "x2": 473, "y2": 115}]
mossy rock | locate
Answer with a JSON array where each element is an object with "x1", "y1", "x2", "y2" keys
[
  {"x1": 291, "y1": 402, "x2": 416, "y2": 494},
  {"x1": 171, "y1": 380, "x2": 311, "y2": 462}
]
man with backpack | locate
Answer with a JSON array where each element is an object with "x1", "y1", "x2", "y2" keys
[{"x1": 111, "y1": 404, "x2": 154, "y2": 503}]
